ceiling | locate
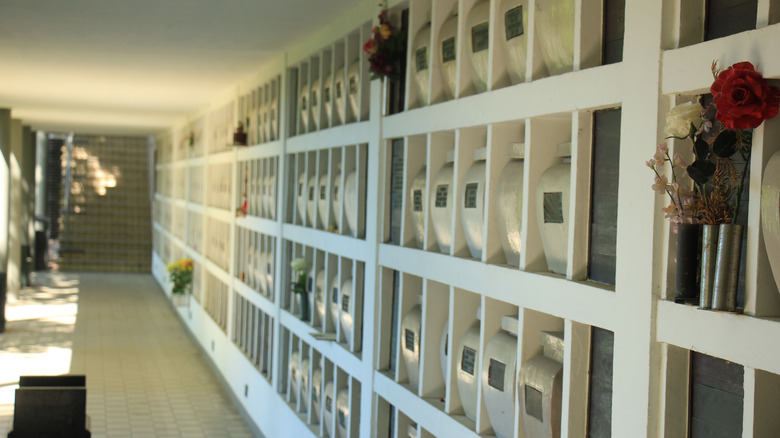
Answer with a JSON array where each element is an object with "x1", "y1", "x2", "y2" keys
[{"x1": 0, "y1": 0, "x2": 361, "y2": 135}]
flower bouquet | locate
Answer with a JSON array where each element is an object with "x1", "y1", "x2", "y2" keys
[
  {"x1": 650, "y1": 61, "x2": 780, "y2": 310},
  {"x1": 363, "y1": 10, "x2": 407, "y2": 80},
  {"x1": 167, "y1": 259, "x2": 193, "y2": 305},
  {"x1": 290, "y1": 257, "x2": 310, "y2": 320}
]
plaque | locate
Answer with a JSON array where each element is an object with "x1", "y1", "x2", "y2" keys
[
  {"x1": 338, "y1": 410, "x2": 346, "y2": 428},
  {"x1": 336, "y1": 82, "x2": 342, "y2": 99},
  {"x1": 313, "y1": 388, "x2": 319, "y2": 403},
  {"x1": 464, "y1": 183, "x2": 478, "y2": 208},
  {"x1": 488, "y1": 358, "x2": 506, "y2": 391},
  {"x1": 320, "y1": 185, "x2": 326, "y2": 200},
  {"x1": 389, "y1": 139, "x2": 405, "y2": 245},
  {"x1": 442, "y1": 37, "x2": 456, "y2": 63},
  {"x1": 301, "y1": 95, "x2": 307, "y2": 111},
  {"x1": 324, "y1": 86, "x2": 331, "y2": 103},
  {"x1": 312, "y1": 89, "x2": 318, "y2": 107},
  {"x1": 309, "y1": 186, "x2": 315, "y2": 201},
  {"x1": 298, "y1": 182, "x2": 303, "y2": 196},
  {"x1": 461, "y1": 346, "x2": 476, "y2": 375},
  {"x1": 326, "y1": 395, "x2": 333, "y2": 412},
  {"x1": 505, "y1": 6, "x2": 524, "y2": 40},
  {"x1": 435, "y1": 184, "x2": 449, "y2": 208},
  {"x1": 543, "y1": 192, "x2": 564, "y2": 223},
  {"x1": 405, "y1": 328, "x2": 416, "y2": 352},
  {"x1": 342, "y1": 294, "x2": 349, "y2": 312},
  {"x1": 471, "y1": 22, "x2": 489, "y2": 53},
  {"x1": 525, "y1": 384, "x2": 543, "y2": 420},
  {"x1": 413, "y1": 190, "x2": 423, "y2": 212},
  {"x1": 349, "y1": 76, "x2": 358, "y2": 95},
  {"x1": 416, "y1": 47, "x2": 428, "y2": 72},
  {"x1": 332, "y1": 286, "x2": 339, "y2": 303},
  {"x1": 333, "y1": 185, "x2": 339, "y2": 201}
]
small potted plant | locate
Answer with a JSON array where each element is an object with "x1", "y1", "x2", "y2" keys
[
  {"x1": 290, "y1": 257, "x2": 310, "y2": 321},
  {"x1": 167, "y1": 258, "x2": 193, "y2": 306}
]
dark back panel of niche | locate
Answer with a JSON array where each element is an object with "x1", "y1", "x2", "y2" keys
[
  {"x1": 588, "y1": 108, "x2": 621, "y2": 286},
  {"x1": 587, "y1": 326, "x2": 614, "y2": 438},
  {"x1": 705, "y1": 0, "x2": 757, "y2": 40},
  {"x1": 602, "y1": 0, "x2": 625, "y2": 65},
  {"x1": 690, "y1": 352, "x2": 744, "y2": 438}
]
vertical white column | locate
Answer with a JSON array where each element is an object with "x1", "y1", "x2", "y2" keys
[{"x1": 0, "y1": 108, "x2": 11, "y2": 332}]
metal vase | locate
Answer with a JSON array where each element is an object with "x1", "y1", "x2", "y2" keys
[
  {"x1": 699, "y1": 225, "x2": 719, "y2": 309},
  {"x1": 675, "y1": 223, "x2": 700, "y2": 304},
  {"x1": 712, "y1": 224, "x2": 743, "y2": 312}
]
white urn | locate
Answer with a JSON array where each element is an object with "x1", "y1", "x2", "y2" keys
[
  {"x1": 339, "y1": 278, "x2": 355, "y2": 345},
  {"x1": 318, "y1": 173, "x2": 331, "y2": 228},
  {"x1": 334, "y1": 66, "x2": 346, "y2": 124},
  {"x1": 440, "y1": 318, "x2": 449, "y2": 379},
  {"x1": 518, "y1": 331, "x2": 565, "y2": 438},
  {"x1": 323, "y1": 74, "x2": 333, "y2": 126},
  {"x1": 762, "y1": 150, "x2": 780, "y2": 296},
  {"x1": 313, "y1": 269, "x2": 326, "y2": 326},
  {"x1": 332, "y1": 169, "x2": 343, "y2": 230},
  {"x1": 299, "y1": 82, "x2": 310, "y2": 132},
  {"x1": 323, "y1": 381, "x2": 335, "y2": 437},
  {"x1": 496, "y1": 143, "x2": 526, "y2": 266},
  {"x1": 296, "y1": 171, "x2": 307, "y2": 224},
  {"x1": 347, "y1": 61, "x2": 360, "y2": 121},
  {"x1": 344, "y1": 170, "x2": 358, "y2": 236},
  {"x1": 310, "y1": 77, "x2": 320, "y2": 131},
  {"x1": 300, "y1": 358, "x2": 310, "y2": 412},
  {"x1": 311, "y1": 367, "x2": 323, "y2": 422},
  {"x1": 535, "y1": 142, "x2": 571, "y2": 275},
  {"x1": 500, "y1": 0, "x2": 529, "y2": 84},
  {"x1": 401, "y1": 298, "x2": 423, "y2": 391},
  {"x1": 307, "y1": 174, "x2": 317, "y2": 227},
  {"x1": 329, "y1": 273, "x2": 340, "y2": 327},
  {"x1": 412, "y1": 23, "x2": 432, "y2": 106},
  {"x1": 289, "y1": 351, "x2": 300, "y2": 403},
  {"x1": 409, "y1": 167, "x2": 427, "y2": 249},
  {"x1": 456, "y1": 307, "x2": 481, "y2": 422},
  {"x1": 461, "y1": 147, "x2": 487, "y2": 259},
  {"x1": 466, "y1": 0, "x2": 491, "y2": 93},
  {"x1": 336, "y1": 388, "x2": 350, "y2": 438},
  {"x1": 482, "y1": 315, "x2": 518, "y2": 438},
  {"x1": 430, "y1": 151, "x2": 455, "y2": 254},
  {"x1": 438, "y1": 13, "x2": 458, "y2": 100},
  {"x1": 535, "y1": 0, "x2": 575, "y2": 76}
]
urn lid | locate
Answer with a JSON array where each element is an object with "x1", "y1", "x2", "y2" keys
[
  {"x1": 416, "y1": 294, "x2": 423, "y2": 305},
  {"x1": 507, "y1": 142, "x2": 526, "y2": 159},
  {"x1": 501, "y1": 315, "x2": 519, "y2": 335},
  {"x1": 474, "y1": 147, "x2": 487, "y2": 161},
  {"x1": 476, "y1": 305, "x2": 482, "y2": 320},
  {"x1": 445, "y1": 149, "x2": 455, "y2": 164},
  {"x1": 540, "y1": 330, "x2": 565, "y2": 362}
]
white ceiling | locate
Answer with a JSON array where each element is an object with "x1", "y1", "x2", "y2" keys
[{"x1": 0, "y1": 0, "x2": 360, "y2": 135}]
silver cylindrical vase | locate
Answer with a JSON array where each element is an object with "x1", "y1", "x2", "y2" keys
[
  {"x1": 712, "y1": 224, "x2": 743, "y2": 312},
  {"x1": 699, "y1": 224, "x2": 719, "y2": 309}
]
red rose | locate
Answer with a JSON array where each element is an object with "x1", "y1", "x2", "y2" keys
[{"x1": 711, "y1": 61, "x2": 780, "y2": 129}]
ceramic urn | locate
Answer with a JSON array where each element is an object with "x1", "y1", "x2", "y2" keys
[
  {"x1": 518, "y1": 331, "x2": 565, "y2": 438},
  {"x1": 535, "y1": 142, "x2": 571, "y2": 275},
  {"x1": 311, "y1": 367, "x2": 323, "y2": 422},
  {"x1": 332, "y1": 168, "x2": 343, "y2": 230},
  {"x1": 296, "y1": 171, "x2": 307, "y2": 224},
  {"x1": 456, "y1": 307, "x2": 481, "y2": 422},
  {"x1": 323, "y1": 381, "x2": 335, "y2": 437},
  {"x1": 336, "y1": 388, "x2": 350, "y2": 438},
  {"x1": 482, "y1": 315, "x2": 518, "y2": 438},
  {"x1": 323, "y1": 74, "x2": 333, "y2": 126},
  {"x1": 329, "y1": 273, "x2": 340, "y2": 328},
  {"x1": 409, "y1": 167, "x2": 426, "y2": 249},
  {"x1": 401, "y1": 296, "x2": 423, "y2": 391},
  {"x1": 289, "y1": 351, "x2": 300, "y2": 403},
  {"x1": 300, "y1": 357, "x2": 310, "y2": 412},
  {"x1": 310, "y1": 77, "x2": 320, "y2": 131},
  {"x1": 339, "y1": 278, "x2": 355, "y2": 345},
  {"x1": 299, "y1": 82, "x2": 310, "y2": 132},
  {"x1": 535, "y1": 0, "x2": 575, "y2": 76},
  {"x1": 461, "y1": 147, "x2": 487, "y2": 259},
  {"x1": 440, "y1": 318, "x2": 449, "y2": 379},
  {"x1": 307, "y1": 174, "x2": 317, "y2": 227},
  {"x1": 412, "y1": 22, "x2": 432, "y2": 107},
  {"x1": 500, "y1": 0, "x2": 529, "y2": 84},
  {"x1": 314, "y1": 268, "x2": 326, "y2": 326},
  {"x1": 430, "y1": 151, "x2": 455, "y2": 254},
  {"x1": 334, "y1": 66, "x2": 346, "y2": 124},
  {"x1": 318, "y1": 172, "x2": 331, "y2": 228},
  {"x1": 438, "y1": 13, "x2": 458, "y2": 100},
  {"x1": 344, "y1": 170, "x2": 358, "y2": 236},
  {"x1": 347, "y1": 61, "x2": 360, "y2": 121},
  {"x1": 466, "y1": 0, "x2": 490, "y2": 93},
  {"x1": 496, "y1": 143, "x2": 526, "y2": 266}
]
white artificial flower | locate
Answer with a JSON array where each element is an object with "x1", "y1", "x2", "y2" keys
[
  {"x1": 664, "y1": 101, "x2": 703, "y2": 138},
  {"x1": 290, "y1": 257, "x2": 308, "y2": 271}
]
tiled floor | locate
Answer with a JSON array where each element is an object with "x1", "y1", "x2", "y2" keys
[{"x1": 0, "y1": 272, "x2": 255, "y2": 438}]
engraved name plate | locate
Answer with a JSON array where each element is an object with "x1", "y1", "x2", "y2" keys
[
  {"x1": 488, "y1": 358, "x2": 506, "y2": 391},
  {"x1": 405, "y1": 328, "x2": 416, "y2": 352},
  {"x1": 472, "y1": 22, "x2": 489, "y2": 53},
  {"x1": 442, "y1": 37, "x2": 456, "y2": 63},
  {"x1": 464, "y1": 183, "x2": 478, "y2": 208},
  {"x1": 416, "y1": 47, "x2": 428, "y2": 72},
  {"x1": 543, "y1": 192, "x2": 564, "y2": 223},
  {"x1": 435, "y1": 184, "x2": 449, "y2": 208},
  {"x1": 505, "y1": 6, "x2": 524, "y2": 40},
  {"x1": 461, "y1": 346, "x2": 476, "y2": 375}
]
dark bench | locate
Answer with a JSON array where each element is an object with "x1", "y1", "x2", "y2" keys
[{"x1": 8, "y1": 375, "x2": 90, "y2": 438}]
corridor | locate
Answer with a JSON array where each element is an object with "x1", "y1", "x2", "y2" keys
[{"x1": 0, "y1": 272, "x2": 254, "y2": 438}]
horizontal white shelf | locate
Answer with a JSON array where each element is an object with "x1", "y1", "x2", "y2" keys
[
  {"x1": 287, "y1": 121, "x2": 373, "y2": 153},
  {"x1": 186, "y1": 201, "x2": 204, "y2": 214},
  {"x1": 383, "y1": 63, "x2": 623, "y2": 139},
  {"x1": 186, "y1": 156, "x2": 207, "y2": 167},
  {"x1": 282, "y1": 223, "x2": 370, "y2": 262},
  {"x1": 236, "y1": 140, "x2": 284, "y2": 160},
  {"x1": 373, "y1": 371, "x2": 477, "y2": 438},
  {"x1": 278, "y1": 309, "x2": 368, "y2": 382},
  {"x1": 656, "y1": 299, "x2": 780, "y2": 374},
  {"x1": 205, "y1": 205, "x2": 234, "y2": 223},
  {"x1": 203, "y1": 257, "x2": 232, "y2": 286},
  {"x1": 204, "y1": 148, "x2": 237, "y2": 164},
  {"x1": 379, "y1": 244, "x2": 617, "y2": 330},
  {"x1": 236, "y1": 215, "x2": 281, "y2": 235},
  {"x1": 662, "y1": 22, "x2": 780, "y2": 95}
]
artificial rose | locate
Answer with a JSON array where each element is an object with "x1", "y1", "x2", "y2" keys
[
  {"x1": 711, "y1": 61, "x2": 780, "y2": 129},
  {"x1": 363, "y1": 39, "x2": 377, "y2": 55},
  {"x1": 290, "y1": 257, "x2": 308, "y2": 271},
  {"x1": 379, "y1": 23, "x2": 392, "y2": 39},
  {"x1": 664, "y1": 101, "x2": 702, "y2": 138}
]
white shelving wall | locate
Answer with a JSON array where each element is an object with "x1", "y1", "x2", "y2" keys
[{"x1": 150, "y1": 0, "x2": 780, "y2": 437}]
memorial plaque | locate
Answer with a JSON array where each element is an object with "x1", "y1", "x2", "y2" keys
[
  {"x1": 336, "y1": 82, "x2": 342, "y2": 99},
  {"x1": 332, "y1": 287, "x2": 339, "y2": 303},
  {"x1": 309, "y1": 186, "x2": 314, "y2": 201},
  {"x1": 405, "y1": 328, "x2": 416, "y2": 352},
  {"x1": 442, "y1": 37, "x2": 456, "y2": 63},
  {"x1": 488, "y1": 359, "x2": 506, "y2": 391},
  {"x1": 505, "y1": 6, "x2": 524, "y2": 40},
  {"x1": 464, "y1": 183, "x2": 478, "y2": 208},
  {"x1": 525, "y1": 384, "x2": 544, "y2": 421},
  {"x1": 472, "y1": 22, "x2": 489, "y2": 53},
  {"x1": 435, "y1": 184, "x2": 448, "y2": 208},
  {"x1": 326, "y1": 395, "x2": 333, "y2": 412},
  {"x1": 320, "y1": 185, "x2": 326, "y2": 200},
  {"x1": 416, "y1": 47, "x2": 428, "y2": 72},
  {"x1": 543, "y1": 192, "x2": 564, "y2": 223},
  {"x1": 349, "y1": 76, "x2": 358, "y2": 95},
  {"x1": 324, "y1": 86, "x2": 331, "y2": 103},
  {"x1": 301, "y1": 95, "x2": 307, "y2": 111},
  {"x1": 389, "y1": 139, "x2": 404, "y2": 244},
  {"x1": 312, "y1": 90, "x2": 318, "y2": 107},
  {"x1": 339, "y1": 410, "x2": 346, "y2": 428},
  {"x1": 342, "y1": 294, "x2": 350, "y2": 312},
  {"x1": 413, "y1": 190, "x2": 423, "y2": 212},
  {"x1": 461, "y1": 346, "x2": 476, "y2": 375}
]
